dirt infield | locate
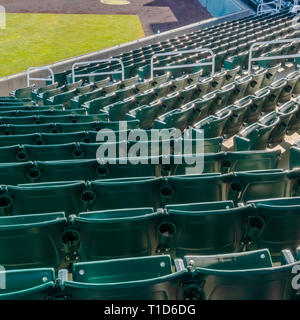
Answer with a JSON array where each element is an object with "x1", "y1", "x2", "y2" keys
[{"x1": 0, "y1": 0, "x2": 212, "y2": 36}]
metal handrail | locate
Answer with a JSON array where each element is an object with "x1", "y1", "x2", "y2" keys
[
  {"x1": 248, "y1": 38, "x2": 300, "y2": 74},
  {"x1": 150, "y1": 48, "x2": 215, "y2": 79},
  {"x1": 71, "y1": 58, "x2": 125, "y2": 83},
  {"x1": 257, "y1": 0, "x2": 281, "y2": 15},
  {"x1": 26, "y1": 66, "x2": 55, "y2": 86}
]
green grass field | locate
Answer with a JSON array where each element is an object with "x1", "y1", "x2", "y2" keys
[{"x1": 0, "y1": 13, "x2": 145, "y2": 77}]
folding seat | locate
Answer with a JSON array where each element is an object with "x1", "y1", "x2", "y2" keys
[
  {"x1": 0, "y1": 268, "x2": 56, "y2": 300},
  {"x1": 227, "y1": 169, "x2": 299, "y2": 204},
  {"x1": 278, "y1": 72, "x2": 300, "y2": 103},
  {"x1": 160, "y1": 92, "x2": 182, "y2": 114},
  {"x1": 161, "y1": 173, "x2": 230, "y2": 206},
  {"x1": 75, "y1": 83, "x2": 95, "y2": 95},
  {"x1": 70, "y1": 88, "x2": 103, "y2": 108},
  {"x1": 194, "y1": 108, "x2": 232, "y2": 138},
  {"x1": 0, "y1": 212, "x2": 67, "y2": 269},
  {"x1": 107, "y1": 97, "x2": 137, "y2": 121},
  {"x1": 161, "y1": 201, "x2": 250, "y2": 257},
  {"x1": 259, "y1": 111, "x2": 291, "y2": 147},
  {"x1": 228, "y1": 76, "x2": 252, "y2": 105},
  {"x1": 0, "y1": 115, "x2": 37, "y2": 125},
  {"x1": 0, "y1": 133, "x2": 41, "y2": 147},
  {"x1": 10, "y1": 86, "x2": 34, "y2": 99},
  {"x1": 64, "y1": 80, "x2": 83, "y2": 92},
  {"x1": 46, "y1": 159, "x2": 157, "y2": 182},
  {"x1": 262, "y1": 79, "x2": 287, "y2": 113},
  {"x1": 246, "y1": 197, "x2": 300, "y2": 258},
  {"x1": 180, "y1": 137, "x2": 223, "y2": 154},
  {"x1": 261, "y1": 64, "x2": 281, "y2": 87},
  {"x1": 46, "y1": 89, "x2": 78, "y2": 108},
  {"x1": 135, "y1": 89, "x2": 156, "y2": 106},
  {"x1": 120, "y1": 75, "x2": 139, "y2": 88},
  {"x1": 153, "y1": 104, "x2": 194, "y2": 131},
  {"x1": 234, "y1": 115, "x2": 280, "y2": 151},
  {"x1": 184, "y1": 248, "x2": 300, "y2": 300},
  {"x1": 41, "y1": 131, "x2": 96, "y2": 145},
  {"x1": 222, "y1": 66, "x2": 241, "y2": 86},
  {"x1": 151, "y1": 73, "x2": 170, "y2": 87},
  {"x1": 187, "y1": 70, "x2": 202, "y2": 84},
  {"x1": 161, "y1": 153, "x2": 224, "y2": 176},
  {"x1": 89, "y1": 177, "x2": 162, "y2": 211},
  {"x1": 71, "y1": 208, "x2": 161, "y2": 261},
  {"x1": 115, "y1": 85, "x2": 136, "y2": 101},
  {"x1": 171, "y1": 75, "x2": 190, "y2": 91},
  {"x1": 246, "y1": 68, "x2": 268, "y2": 95},
  {"x1": 245, "y1": 87, "x2": 270, "y2": 124},
  {"x1": 61, "y1": 255, "x2": 187, "y2": 300},
  {"x1": 93, "y1": 78, "x2": 111, "y2": 89},
  {"x1": 193, "y1": 77, "x2": 213, "y2": 98},
  {"x1": 128, "y1": 102, "x2": 161, "y2": 129},
  {"x1": 188, "y1": 99, "x2": 211, "y2": 125},
  {"x1": 212, "y1": 84, "x2": 236, "y2": 113},
  {"x1": 52, "y1": 70, "x2": 68, "y2": 86},
  {"x1": 85, "y1": 93, "x2": 116, "y2": 114},
  {"x1": 20, "y1": 143, "x2": 76, "y2": 161},
  {"x1": 223, "y1": 150, "x2": 281, "y2": 173},
  {"x1": 179, "y1": 85, "x2": 197, "y2": 105},
  {"x1": 289, "y1": 70, "x2": 300, "y2": 95},
  {"x1": 135, "y1": 79, "x2": 152, "y2": 92},
  {"x1": 209, "y1": 71, "x2": 227, "y2": 91},
  {"x1": 32, "y1": 82, "x2": 59, "y2": 101},
  {"x1": 1, "y1": 181, "x2": 86, "y2": 216},
  {"x1": 286, "y1": 99, "x2": 300, "y2": 134},
  {"x1": 153, "y1": 81, "x2": 173, "y2": 98},
  {"x1": 102, "y1": 82, "x2": 121, "y2": 95},
  {"x1": 221, "y1": 104, "x2": 248, "y2": 138}
]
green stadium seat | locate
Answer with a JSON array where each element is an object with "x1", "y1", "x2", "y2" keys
[
  {"x1": 89, "y1": 177, "x2": 162, "y2": 211},
  {"x1": 184, "y1": 249, "x2": 300, "y2": 300},
  {"x1": 107, "y1": 97, "x2": 137, "y2": 121},
  {"x1": 0, "y1": 181, "x2": 86, "y2": 216},
  {"x1": 162, "y1": 201, "x2": 250, "y2": 256},
  {"x1": 0, "y1": 268, "x2": 56, "y2": 300},
  {"x1": 62, "y1": 255, "x2": 187, "y2": 300},
  {"x1": 0, "y1": 213, "x2": 67, "y2": 269},
  {"x1": 194, "y1": 108, "x2": 232, "y2": 138},
  {"x1": 223, "y1": 150, "x2": 281, "y2": 173},
  {"x1": 212, "y1": 84, "x2": 236, "y2": 113},
  {"x1": 228, "y1": 75, "x2": 252, "y2": 105},
  {"x1": 245, "y1": 68, "x2": 268, "y2": 95},
  {"x1": 247, "y1": 197, "x2": 300, "y2": 258},
  {"x1": 228, "y1": 169, "x2": 299, "y2": 203},
  {"x1": 86, "y1": 93, "x2": 116, "y2": 114},
  {"x1": 287, "y1": 99, "x2": 300, "y2": 134},
  {"x1": 153, "y1": 104, "x2": 194, "y2": 131},
  {"x1": 261, "y1": 63, "x2": 281, "y2": 87},
  {"x1": 10, "y1": 86, "x2": 34, "y2": 99},
  {"x1": 72, "y1": 208, "x2": 161, "y2": 261},
  {"x1": 221, "y1": 104, "x2": 249, "y2": 138},
  {"x1": 161, "y1": 173, "x2": 230, "y2": 206}
]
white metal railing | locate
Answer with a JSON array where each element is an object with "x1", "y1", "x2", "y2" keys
[
  {"x1": 71, "y1": 58, "x2": 124, "y2": 83},
  {"x1": 150, "y1": 48, "x2": 215, "y2": 79},
  {"x1": 248, "y1": 38, "x2": 300, "y2": 74},
  {"x1": 257, "y1": 0, "x2": 282, "y2": 15},
  {"x1": 26, "y1": 66, "x2": 55, "y2": 87}
]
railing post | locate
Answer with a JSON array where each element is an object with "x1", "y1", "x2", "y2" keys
[
  {"x1": 248, "y1": 38, "x2": 300, "y2": 75},
  {"x1": 26, "y1": 66, "x2": 55, "y2": 86}
]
